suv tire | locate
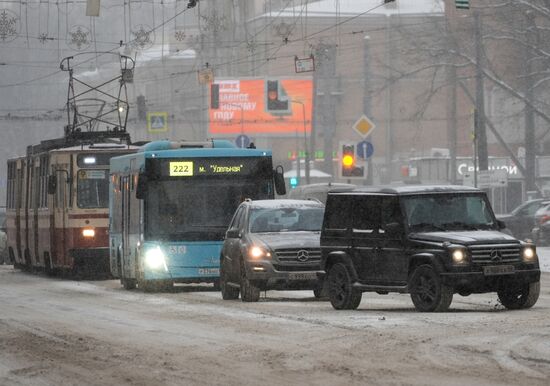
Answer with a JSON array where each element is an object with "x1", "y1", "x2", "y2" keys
[
  {"x1": 327, "y1": 263, "x2": 362, "y2": 310},
  {"x1": 240, "y1": 259, "x2": 260, "y2": 302},
  {"x1": 220, "y1": 260, "x2": 239, "y2": 300},
  {"x1": 409, "y1": 264, "x2": 453, "y2": 312},
  {"x1": 497, "y1": 281, "x2": 540, "y2": 310}
]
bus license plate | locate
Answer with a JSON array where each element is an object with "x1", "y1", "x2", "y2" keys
[
  {"x1": 288, "y1": 272, "x2": 317, "y2": 281},
  {"x1": 198, "y1": 268, "x2": 219, "y2": 275},
  {"x1": 483, "y1": 265, "x2": 515, "y2": 276}
]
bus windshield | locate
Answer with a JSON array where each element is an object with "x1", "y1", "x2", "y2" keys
[
  {"x1": 77, "y1": 169, "x2": 109, "y2": 208},
  {"x1": 145, "y1": 178, "x2": 273, "y2": 241}
]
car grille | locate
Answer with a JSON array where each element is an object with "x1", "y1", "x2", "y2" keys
[
  {"x1": 274, "y1": 248, "x2": 322, "y2": 269},
  {"x1": 468, "y1": 244, "x2": 521, "y2": 264}
]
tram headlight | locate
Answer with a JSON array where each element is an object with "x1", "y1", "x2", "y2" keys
[
  {"x1": 144, "y1": 247, "x2": 166, "y2": 270},
  {"x1": 82, "y1": 228, "x2": 95, "y2": 238}
]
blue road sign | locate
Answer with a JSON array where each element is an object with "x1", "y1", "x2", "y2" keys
[
  {"x1": 356, "y1": 141, "x2": 374, "y2": 159},
  {"x1": 235, "y1": 134, "x2": 251, "y2": 148}
]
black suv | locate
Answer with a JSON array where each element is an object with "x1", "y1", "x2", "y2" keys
[
  {"x1": 320, "y1": 186, "x2": 541, "y2": 312},
  {"x1": 220, "y1": 199, "x2": 325, "y2": 302}
]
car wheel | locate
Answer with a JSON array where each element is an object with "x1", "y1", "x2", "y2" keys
[
  {"x1": 240, "y1": 259, "x2": 260, "y2": 302},
  {"x1": 220, "y1": 259, "x2": 239, "y2": 300},
  {"x1": 497, "y1": 281, "x2": 540, "y2": 310},
  {"x1": 327, "y1": 263, "x2": 362, "y2": 310},
  {"x1": 409, "y1": 264, "x2": 453, "y2": 312}
]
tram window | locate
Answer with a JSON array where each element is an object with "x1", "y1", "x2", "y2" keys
[{"x1": 77, "y1": 169, "x2": 110, "y2": 208}]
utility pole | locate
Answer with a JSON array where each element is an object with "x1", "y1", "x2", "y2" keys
[
  {"x1": 474, "y1": 11, "x2": 488, "y2": 171},
  {"x1": 363, "y1": 35, "x2": 373, "y2": 185},
  {"x1": 445, "y1": 21, "x2": 457, "y2": 185},
  {"x1": 524, "y1": 11, "x2": 537, "y2": 193}
]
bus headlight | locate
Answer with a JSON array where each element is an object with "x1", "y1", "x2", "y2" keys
[
  {"x1": 522, "y1": 247, "x2": 536, "y2": 262},
  {"x1": 82, "y1": 228, "x2": 95, "y2": 238},
  {"x1": 145, "y1": 247, "x2": 166, "y2": 270},
  {"x1": 451, "y1": 248, "x2": 468, "y2": 265}
]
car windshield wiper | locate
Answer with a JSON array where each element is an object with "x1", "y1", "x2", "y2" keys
[{"x1": 410, "y1": 223, "x2": 445, "y2": 231}]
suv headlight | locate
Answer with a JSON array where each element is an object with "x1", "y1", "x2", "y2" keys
[
  {"x1": 248, "y1": 245, "x2": 272, "y2": 259},
  {"x1": 144, "y1": 246, "x2": 167, "y2": 270},
  {"x1": 450, "y1": 247, "x2": 469, "y2": 265},
  {"x1": 522, "y1": 246, "x2": 537, "y2": 263}
]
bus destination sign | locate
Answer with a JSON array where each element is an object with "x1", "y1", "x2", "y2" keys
[{"x1": 165, "y1": 157, "x2": 262, "y2": 177}]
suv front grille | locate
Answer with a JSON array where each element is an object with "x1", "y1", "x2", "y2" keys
[
  {"x1": 275, "y1": 248, "x2": 321, "y2": 265},
  {"x1": 468, "y1": 244, "x2": 521, "y2": 264}
]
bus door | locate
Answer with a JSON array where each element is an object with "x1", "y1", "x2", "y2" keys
[{"x1": 121, "y1": 176, "x2": 131, "y2": 276}]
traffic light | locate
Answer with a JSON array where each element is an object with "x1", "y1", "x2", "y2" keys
[
  {"x1": 136, "y1": 95, "x2": 146, "y2": 121},
  {"x1": 265, "y1": 80, "x2": 290, "y2": 115},
  {"x1": 340, "y1": 143, "x2": 366, "y2": 179},
  {"x1": 290, "y1": 177, "x2": 298, "y2": 189}
]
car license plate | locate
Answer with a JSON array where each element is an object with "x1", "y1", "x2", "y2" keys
[
  {"x1": 198, "y1": 268, "x2": 219, "y2": 275},
  {"x1": 288, "y1": 272, "x2": 317, "y2": 280},
  {"x1": 483, "y1": 265, "x2": 515, "y2": 276}
]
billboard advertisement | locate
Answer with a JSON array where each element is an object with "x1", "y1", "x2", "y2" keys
[{"x1": 209, "y1": 78, "x2": 313, "y2": 137}]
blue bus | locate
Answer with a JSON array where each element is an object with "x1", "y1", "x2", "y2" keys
[{"x1": 109, "y1": 140, "x2": 286, "y2": 291}]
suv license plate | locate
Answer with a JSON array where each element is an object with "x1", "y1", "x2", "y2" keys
[
  {"x1": 288, "y1": 272, "x2": 317, "y2": 281},
  {"x1": 483, "y1": 265, "x2": 515, "y2": 276}
]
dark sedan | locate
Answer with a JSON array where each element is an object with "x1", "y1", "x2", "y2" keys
[
  {"x1": 497, "y1": 199, "x2": 550, "y2": 240},
  {"x1": 220, "y1": 199, "x2": 325, "y2": 302}
]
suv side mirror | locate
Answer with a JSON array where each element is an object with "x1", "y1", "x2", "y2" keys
[
  {"x1": 496, "y1": 219, "x2": 506, "y2": 230},
  {"x1": 384, "y1": 222, "x2": 403, "y2": 235},
  {"x1": 136, "y1": 173, "x2": 147, "y2": 199},
  {"x1": 274, "y1": 165, "x2": 286, "y2": 196},
  {"x1": 47, "y1": 175, "x2": 57, "y2": 195},
  {"x1": 226, "y1": 229, "x2": 241, "y2": 239}
]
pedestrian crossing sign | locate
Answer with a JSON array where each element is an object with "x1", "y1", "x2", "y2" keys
[{"x1": 147, "y1": 112, "x2": 169, "y2": 133}]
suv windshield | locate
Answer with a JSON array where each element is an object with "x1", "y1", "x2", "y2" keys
[
  {"x1": 402, "y1": 194, "x2": 496, "y2": 232},
  {"x1": 249, "y1": 207, "x2": 324, "y2": 233}
]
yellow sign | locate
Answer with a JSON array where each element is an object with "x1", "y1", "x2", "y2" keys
[
  {"x1": 352, "y1": 114, "x2": 376, "y2": 138},
  {"x1": 169, "y1": 161, "x2": 194, "y2": 177},
  {"x1": 147, "y1": 112, "x2": 169, "y2": 133}
]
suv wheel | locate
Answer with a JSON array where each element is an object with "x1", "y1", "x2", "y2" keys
[
  {"x1": 327, "y1": 263, "x2": 362, "y2": 310},
  {"x1": 409, "y1": 264, "x2": 453, "y2": 312},
  {"x1": 220, "y1": 259, "x2": 239, "y2": 300},
  {"x1": 497, "y1": 281, "x2": 540, "y2": 310},
  {"x1": 240, "y1": 259, "x2": 260, "y2": 302}
]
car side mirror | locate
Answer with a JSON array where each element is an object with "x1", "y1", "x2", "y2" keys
[
  {"x1": 496, "y1": 219, "x2": 506, "y2": 230},
  {"x1": 225, "y1": 229, "x2": 241, "y2": 239},
  {"x1": 274, "y1": 165, "x2": 286, "y2": 196},
  {"x1": 136, "y1": 173, "x2": 147, "y2": 199},
  {"x1": 384, "y1": 222, "x2": 403, "y2": 235},
  {"x1": 47, "y1": 175, "x2": 57, "y2": 195}
]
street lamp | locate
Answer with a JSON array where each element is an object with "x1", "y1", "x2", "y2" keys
[{"x1": 291, "y1": 100, "x2": 310, "y2": 185}]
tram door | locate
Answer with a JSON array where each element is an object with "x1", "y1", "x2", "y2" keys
[{"x1": 121, "y1": 176, "x2": 131, "y2": 276}]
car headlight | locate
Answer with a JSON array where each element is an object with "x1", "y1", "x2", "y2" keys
[
  {"x1": 522, "y1": 246, "x2": 536, "y2": 262},
  {"x1": 451, "y1": 248, "x2": 468, "y2": 265},
  {"x1": 248, "y1": 246, "x2": 271, "y2": 259},
  {"x1": 144, "y1": 247, "x2": 167, "y2": 270}
]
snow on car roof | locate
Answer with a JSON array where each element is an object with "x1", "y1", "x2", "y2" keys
[{"x1": 246, "y1": 199, "x2": 324, "y2": 209}]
